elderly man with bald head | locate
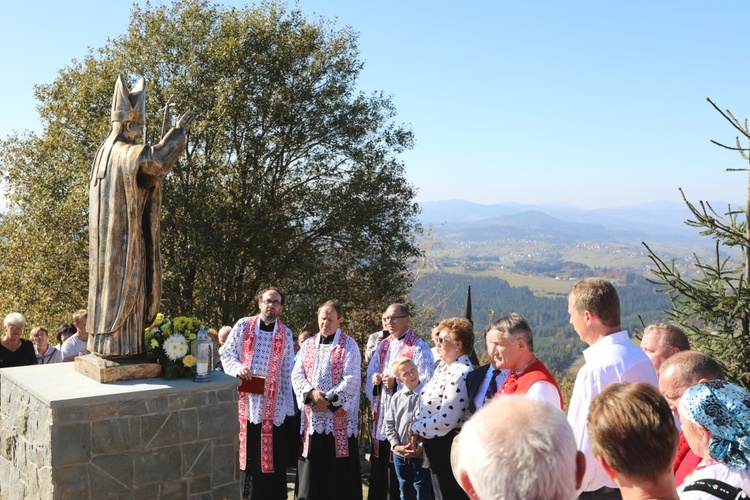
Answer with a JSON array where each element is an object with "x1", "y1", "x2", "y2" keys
[{"x1": 658, "y1": 350, "x2": 725, "y2": 487}]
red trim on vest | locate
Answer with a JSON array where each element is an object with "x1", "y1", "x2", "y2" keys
[
  {"x1": 498, "y1": 358, "x2": 564, "y2": 410},
  {"x1": 674, "y1": 432, "x2": 703, "y2": 487}
]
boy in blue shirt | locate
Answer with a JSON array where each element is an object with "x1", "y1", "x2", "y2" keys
[{"x1": 384, "y1": 357, "x2": 432, "y2": 500}]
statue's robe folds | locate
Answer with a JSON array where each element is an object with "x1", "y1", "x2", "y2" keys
[{"x1": 88, "y1": 126, "x2": 187, "y2": 357}]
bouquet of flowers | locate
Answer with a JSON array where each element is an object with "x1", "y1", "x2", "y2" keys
[{"x1": 145, "y1": 313, "x2": 206, "y2": 379}]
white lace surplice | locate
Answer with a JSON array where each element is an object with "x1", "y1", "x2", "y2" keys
[
  {"x1": 291, "y1": 329, "x2": 362, "y2": 437},
  {"x1": 219, "y1": 316, "x2": 296, "y2": 426}
]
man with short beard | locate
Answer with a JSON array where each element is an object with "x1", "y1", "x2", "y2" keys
[{"x1": 220, "y1": 287, "x2": 295, "y2": 500}]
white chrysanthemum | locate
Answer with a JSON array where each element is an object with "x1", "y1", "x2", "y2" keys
[{"x1": 163, "y1": 334, "x2": 189, "y2": 361}]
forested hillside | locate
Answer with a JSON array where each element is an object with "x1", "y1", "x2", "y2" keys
[{"x1": 410, "y1": 271, "x2": 672, "y2": 374}]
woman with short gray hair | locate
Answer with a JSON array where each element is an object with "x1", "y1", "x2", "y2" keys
[{"x1": 0, "y1": 312, "x2": 37, "y2": 368}]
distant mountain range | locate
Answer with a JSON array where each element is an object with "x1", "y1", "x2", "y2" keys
[{"x1": 418, "y1": 199, "x2": 731, "y2": 244}]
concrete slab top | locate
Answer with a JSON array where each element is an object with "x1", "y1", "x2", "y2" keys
[{"x1": 0, "y1": 362, "x2": 240, "y2": 407}]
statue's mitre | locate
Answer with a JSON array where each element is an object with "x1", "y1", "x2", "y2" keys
[{"x1": 110, "y1": 74, "x2": 147, "y2": 124}]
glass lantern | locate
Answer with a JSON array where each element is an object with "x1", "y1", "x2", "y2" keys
[{"x1": 193, "y1": 327, "x2": 212, "y2": 383}]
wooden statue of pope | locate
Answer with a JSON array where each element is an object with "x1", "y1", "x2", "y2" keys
[{"x1": 88, "y1": 75, "x2": 194, "y2": 357}]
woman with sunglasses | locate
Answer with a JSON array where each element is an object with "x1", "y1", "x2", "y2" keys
[{"x1": 411, "y1": 317, "x2": 474, "y2": 500}]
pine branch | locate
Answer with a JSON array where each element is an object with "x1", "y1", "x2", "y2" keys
[
  {"x1": 707, "y1": 97, "x2": 750, "y2": 141},
  {"x1": 710, "y1": 139, "x2": 750, "y2": 152}
]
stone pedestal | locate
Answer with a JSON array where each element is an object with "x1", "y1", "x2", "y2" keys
[
  {"x1": 75, "y1": 353, "x2": 163, "y2": 383},
  {"x1": 0, "y1": 363, "x2": 242, "y2": 499}
]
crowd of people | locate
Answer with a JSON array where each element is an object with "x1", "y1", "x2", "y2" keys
[
  {"x1": 0, "y1": 309, "x2": 90, "y2": 368},
  {"x1": 2, "y1": 277, "x2": 748, "y2": 500},
  {"x1": 215, "y1": 278, "x2": 750, "y2": 500}
]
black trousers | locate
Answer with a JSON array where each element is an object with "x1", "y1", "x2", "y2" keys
[
  {"x1": 422, "y1": 431, "x2": 468, "y2": 500},
  {"x1": 284, "y1": 412, "x2": 301, "y2": 468},
  {"x1": 368, "y1": 439, "x2": 401, "y2": 500},
  {"x1": 242, "y1": 420, "x2": 288, "y2": 500},
  {"x1": 296, "y1": 433, "x2": 362, "y2": 500}
]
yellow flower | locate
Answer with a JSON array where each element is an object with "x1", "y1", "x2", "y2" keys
[
  {"x1": 189, "y1": 317, "x2": 203, "y2": 331},
  {"x1": 150, "y1": 338, "x2": 159, "y2": 349},
  {"x1": 146, "y1": 312, "x2": 166, "y2": 330},
  {"x1": 187, "y1": 332, "x2": 197, "y2": 341},
  {"x1": 173, "y1": 316, "x2": 190, "y2": 332},
  {"x1": 182, "y1": 354, "x2": 197, "y2": 367}
]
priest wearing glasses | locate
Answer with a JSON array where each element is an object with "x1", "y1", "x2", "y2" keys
[
  {"x1": 220, "y1": 287, "x2": 295, "y2": 500},
  {"x1": 366, "y1": 304, "x2": 434, "y2": 500}
]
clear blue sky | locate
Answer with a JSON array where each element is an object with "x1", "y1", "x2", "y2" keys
[{"x1": 3, "y1": 1, "x2": 750, "y2": 209}]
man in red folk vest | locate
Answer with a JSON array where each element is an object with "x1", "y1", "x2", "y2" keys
[
  {"x1": 490, "y1": 313, "x2": 563, "y2": 410},
  {"x1": 219, "y1": 286, "x2": 295, "y2": 500}
]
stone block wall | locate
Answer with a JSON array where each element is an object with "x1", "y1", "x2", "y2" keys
[{"x1": 0, "y1": 363, "x2": 241, "y2": 499}]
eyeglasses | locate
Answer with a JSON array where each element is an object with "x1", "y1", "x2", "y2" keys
[
  {"x1": 261, "y1": 299, "x2": 282, "y2": 306},
  {"x1": 437, "y1": 335, "x2": 453, "y2": 345},
  {"x1": 383, "y1": 315, "x2": 408, "y2": 323},
  {"x1": 5, "y1": 324, "x2": 23, "y2": 331}
]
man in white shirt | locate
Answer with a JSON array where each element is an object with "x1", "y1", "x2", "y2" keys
[
  {"x1": 567, "y1": 278, "x2": 658, "y2": 498},
  {"x1": 220, "y1": 287, "x2": 295, "y2": 500},
  {"x1": 61, "y1": 309, "x2": 90, "y2": 362},
  {"x1": 364, "y1": 313, "x2": 389, "y2": 364}
]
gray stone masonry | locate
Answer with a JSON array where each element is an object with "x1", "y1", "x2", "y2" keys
[{"x1": 0, "y1": 363, "x2": 242, "y2": 499}]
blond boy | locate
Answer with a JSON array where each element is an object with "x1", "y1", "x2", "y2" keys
[{"x1": 384, "y1": 357, "x2": 432, "y2": 500}]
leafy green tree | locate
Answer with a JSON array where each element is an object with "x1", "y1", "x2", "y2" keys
[
  {"x1": 0, "y1": 0, "x2": 421, "y2": 334},
  {"x1": 644, "y1": 98, "x2": 750, "y2": 387}
]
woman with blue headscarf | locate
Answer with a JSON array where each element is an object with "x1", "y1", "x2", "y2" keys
[{"x1": 677, "y1": 379, "x2": 750, "y2": 499}]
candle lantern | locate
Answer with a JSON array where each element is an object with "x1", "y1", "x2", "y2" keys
[{"x1": 193, "y1": 328, "x2": 212, "y2": 383}]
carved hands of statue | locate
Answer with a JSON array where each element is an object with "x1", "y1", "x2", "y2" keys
[{"x1": 176, "y1": 110, "x2": 196, "y2": 132}]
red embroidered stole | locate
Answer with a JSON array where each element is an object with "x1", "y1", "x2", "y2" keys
[
  {"x1": 237, "y1": 316, "x2": 287, "y2": 473},
  {"x1": 497, "y1": 359, "x2": 564, "y2": 409},
  {"x1": 301, "y1": 331, "x2": 350, "y2": 459},
  {"x1": 372, "y1": 329, "x2": 418, "y2": 458}
]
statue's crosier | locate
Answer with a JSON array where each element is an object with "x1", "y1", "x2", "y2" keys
[{"x1": 88, "y1": 75, "x2": 194, "y2": 358}]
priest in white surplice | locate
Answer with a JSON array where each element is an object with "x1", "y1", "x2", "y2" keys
[
  {"x1": 292, "y1": 300, "x2": 362, "y2": 500},
  {"x1": 366, "y1": 303, "x2": 434, "y2": 500},
  {"x1": 220, "y1": 287, "x2": 295, "y2": 500}
]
